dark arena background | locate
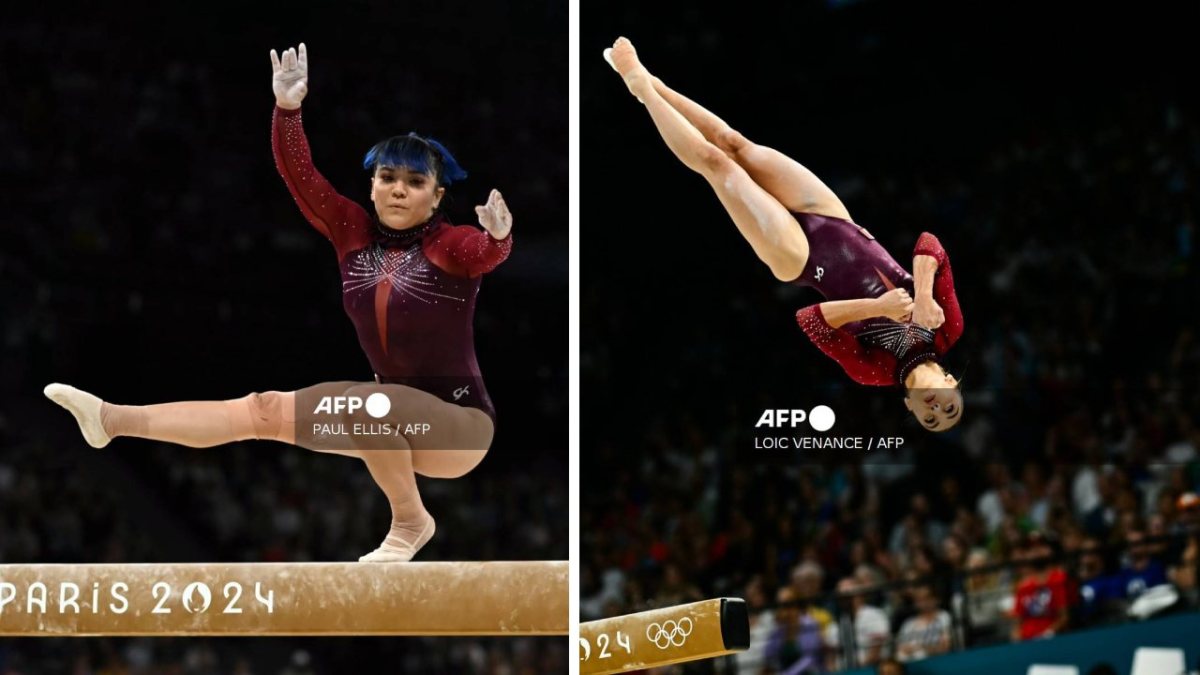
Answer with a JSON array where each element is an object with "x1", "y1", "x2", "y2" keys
[
  {"x1": 583, "y1": 1, "x2": 1200, "y2": 673},
  {"x1": 0, "y1": 1, "x2": 566, "y2": 673}
]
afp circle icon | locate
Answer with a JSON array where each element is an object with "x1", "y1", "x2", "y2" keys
[{"x1": 755, "y1": 406, "x2": 837, "y2": 431}]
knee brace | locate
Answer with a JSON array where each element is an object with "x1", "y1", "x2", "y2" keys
[{"x1": 226, "y1": 391, "x2": 286, "y2": 441}]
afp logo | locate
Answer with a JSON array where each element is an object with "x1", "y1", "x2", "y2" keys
[
  {"x1": 314, "y1": 393, "x2": 392, "y2": 419},
  {"x1": 755, "y1": 406, "x2": 836, "y2": 432}
]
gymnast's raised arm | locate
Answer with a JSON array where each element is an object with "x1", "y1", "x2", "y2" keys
[{"x1": 269, "y1": 43, "x2": 365, "y2": 249}]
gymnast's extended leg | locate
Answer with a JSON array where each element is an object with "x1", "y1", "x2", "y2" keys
[
  {"x1": 606, "y1": 37, "x2": 810, "y2": 281},
  {"x1": 45, "y1": 382, "x2": 491, "y2": 562},
  {"x1": 647, "y1": 75, "x2": 853, "y2": 221},
  {"x1": 43, "y1": 382, "x2": 317, "y2": 450}
]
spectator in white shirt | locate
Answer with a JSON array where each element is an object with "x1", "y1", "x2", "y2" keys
[
  {"x1": 895, "y1": 585, "x2": 953, "y2": 662},
  {"x1": 827, "y1": 575, "x2": 891, "y2": 669}
]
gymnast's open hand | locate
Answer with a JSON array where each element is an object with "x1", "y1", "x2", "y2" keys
[
  {"x1": 476, "y1": 189, "x2": 513, "y2": 240},
  {"x1": 270, "y1": 43, "x2": 309, "y2": 110}
]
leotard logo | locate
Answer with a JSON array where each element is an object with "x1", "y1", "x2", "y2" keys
[
  {"x1": 452, "y1": 386, "x2": 471, "y2": 401},
  {"x1": 814, "y1": 266, "x2": 825, "y2": 282}
]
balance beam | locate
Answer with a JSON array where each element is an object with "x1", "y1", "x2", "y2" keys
[
  {"x1": 579, "y1": 598, "x2": 750, "y2": 674},
  {"x1": 0, "y1": 561, "x2": 567, "y2": 636}
]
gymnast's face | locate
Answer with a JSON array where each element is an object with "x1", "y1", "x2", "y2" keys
[
  {"x1": 904, "y1": 381, "x2": 962, "y2": 432},
  {"x1": 370, "y1": 165, "x2": 444, "y2": 230}
]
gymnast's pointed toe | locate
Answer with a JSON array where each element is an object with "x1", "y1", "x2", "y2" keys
[{"x1": 44, "y1": 383, "x2": 111, "y2": 449}]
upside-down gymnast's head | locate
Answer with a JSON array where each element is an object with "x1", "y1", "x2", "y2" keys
[
  {"x1": 902, "y1": 358, "x2": 963, "y2": 432},
  {"x1": 363, "y1": 133, "x2": 468, "y2": 231}
]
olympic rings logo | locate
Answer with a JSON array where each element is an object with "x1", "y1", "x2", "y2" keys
[{"x1": 646, "y1": 617, "x2": 693, "y2": 649}]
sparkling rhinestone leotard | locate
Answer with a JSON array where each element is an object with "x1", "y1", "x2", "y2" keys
[
  {"x1": 791, "y1": 213, "x2": 962, "y2": 386},
  {"x1": 272, "y1": 106, "x2": 510, "y2": 420}
]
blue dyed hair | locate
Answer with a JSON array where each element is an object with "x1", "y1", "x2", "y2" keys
[{"x1": 362, "y1": 133, "x2": 468, "y2": 187}]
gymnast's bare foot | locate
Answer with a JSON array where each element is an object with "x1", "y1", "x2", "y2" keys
[
  {"x1": 604, "y1": 37, "x2": 653, "y2": 102},
  {"x1": 359, "y1": 512, "x2": 437, "y2": 563},
  {"x1": 44, "y1": 383, "x2": 111, "y2": 449}
]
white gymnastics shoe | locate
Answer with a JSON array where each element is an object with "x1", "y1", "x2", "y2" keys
[
  {"x1": 359, "y1": 516, "x2": 437, "y2": 563},
  {"x1": 44, "y1": 383, "x2": 111, "y2": 449}
]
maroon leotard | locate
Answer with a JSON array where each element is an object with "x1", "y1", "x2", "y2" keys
[
  {"x1": 791, "y1": 213, "x2": 962, "y2": 386},
  {"x1": 272, "y1": 106, "x2": 511, "y2": 420}
]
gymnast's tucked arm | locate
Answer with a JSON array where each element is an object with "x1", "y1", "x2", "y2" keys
[
  {"x1": 912, "y1": 232, "x2": 964, "y2": 350},
  {"x1": 796, "y1": 304, "x2": 897, "y2": 386},
  {"x1": 821, "y1": 288, "x2": 913, "y2": 328},
  {"x1": 913, "y1": 253, "x2": 938, "y2": 300},
  {"x1": 911, "y1": 253, "x2": 943, "y2": 329}
]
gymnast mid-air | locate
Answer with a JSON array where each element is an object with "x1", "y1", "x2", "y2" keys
[
  {"x1": 46, "y1": 43, "x2": 514, "y2": 560},
  {"x1": 605, "y1": 37, "x2": 964, "y2": 432}
]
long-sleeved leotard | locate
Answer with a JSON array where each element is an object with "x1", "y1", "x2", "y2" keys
[
  {"x1": 272, "y1": 105, "x2": 511, "y2": 420},
  {"x1": 791, "y1": 213, "x2": 962, "y2": 386}
]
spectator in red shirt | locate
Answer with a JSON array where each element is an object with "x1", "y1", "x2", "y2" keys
[{"x1": 1011, "y1": 533, "x2": 1069, "y2": 640}]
